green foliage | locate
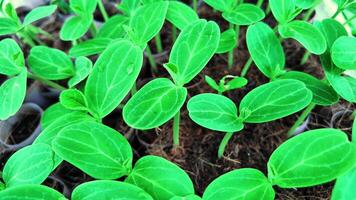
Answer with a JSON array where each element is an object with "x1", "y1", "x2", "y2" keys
[
  {"x1": 222, "y1": 3, "x2": 265, "y2": 26},
  {"x1": 0, "y1": 184, "x2": 65, "y2": 200},
  {"x1": 68, "y1": 56, "x2": 93, "y2": 88},
  {"x1": 294, "y1": 0, "x2": 322, "y2": 9},
  {"x1": 0, "y1": 18, "x2": 20, "y2": 36},
  {"x1": 52, "y1": 121, "x2": 132, "y2": 179},
  {"x1": 270, "y1": 0, "x2": 301, "y2": 24},
  {"x1": 72, "y1": 180, "x2": 153, "y2": 200},
  {"x1": 0, "y1": 39, "x2": 24, "y2": 76},
  {"x1": 69, "y1": 38, "x2": 112, "y2": 57},
  {"x1": 70, "y1": 0, "x2": 98, "y2": 16},
  {"x1": 166, "y1": 1, "x2": 199, "y2": 30},
  {"x1": 268, "y1": 129, "x2": 356, "y2": 188},
  {"x1": 117, "y1": 0, "x2": 141, "y2": 16},
  {"x1": 314, "y1": 19, "x2": 348, "y2": 50},
  {"x1": 125, "y1": 156, "x2": 195, "y2": 200},
  {"x1": 40, "y1": 103, "x2": 82, "y2": 129},
  {"x1": 332, "y1": 167, "x2": 356, "y2": 200},
  {"x1": 246, "y1": 22, "x2": 285, "y2": 79},
  {"x1": 123, "y1": 78, "x2": 187, "y2": 129},
  {"x1": 97, "y1": 15, "x2": 128, "y2": 39},
  {"x1": 203, "y1": 168, "x2": 275, "y2": 200},
  {"x1": 60, "y1": 15, "x2": 93, "y2": 41},
  {"x1": 170, "y1": 195, "x2": 202, "y2": 200},
  {"x1": 28, "y1": 46, "x2": 74, "y2": 80},
  {"x1": 203, "y1": 0, "x2": 236, "y2": 12},
  {"x1": 205, "y1": 75, "x2": 248, "y2": 93},
  {"x1": 216, "y1": 29, "x2": 237, "y2": 53},
  {"x1": 23, "y1": 5, "x2": 57, "y2": 26},
  {"x1": 59, "y1": 89, "x2": 88, "y2": 111},
  {"x1": 2, "y1": 144, "x2": 54, "y2": 187},
  {"x1": 331, "y1": 36, "x2": 356, "y2": 70}
]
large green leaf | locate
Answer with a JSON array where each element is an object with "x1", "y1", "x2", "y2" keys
[
  {"x1": 52, "y1": 121, "x2": 132, "y2": 179},
  {"x1": 278, "y1": 71, "x2": 339, "y2": 105},
  {"x1": 0, "y1": 68, "x2": 27, "y2": 120},
  {"x1": 28, "y1": 46, "x2": 74, "y2": 80},
  {"x1": 125, "y1": 156, "x2": 195, "y2": 200},
  {"x1": 314, "y1": 19, "x2": 347, "y2": 50},
  {"x1": 0, "y1": 39, "x2": 24, "y2": 76},
  {"x1": 84, "y1": 39, "x2": 142, "y2": 119},
  {"x1": 270, "y1": 0, "x2": 300, "y2": 24},
  {"x1": 216, "y1": 28, "x2": 237, "y2": 54},
  {"x1": 97, "y1": 15, "x2": 128, "y2": 39},
  {"x1": 72, "y1": 180, "x2": 153, "y2": 200},
  {"x1": 239, "y1": 79, "x2": 312, "y2": 123},
  {"x1": 203, "y1": 0, "x2": 236, "y2": 12},
  {"x1": 60, "y1": 15, "x2": 93, "y2": 41},
  {"x1": 166, "y1": 1, "x2": 199, "y2": 30},
  {"x1": 69, "y1": 38, "x2": 112, "y2": 57},
  {"x1": 187, "y1": 93, "x2": 243, "y2": 132},
  {"x1": 123, "y1": 78, "x2": 187, "y2": 130},
  {"x1": 203, "y1": 168, "x2": 275, "y2": 200},
  {"x1": 70, "y1": 0, "x2": 97, "y2": 15},
  {"x1": 278, "y1": 20, "x2": 327, "y2": 55},
  {"x1": 171, "y1": 195, "x2": 202, "y2": 200},
  {"x1": 23, "y1": 5, "x2": 57, "y2": 26},
  {"x1": 117, "y1": 0, "x2": 141, "y2": 16},
  {"x1": 332, "y1": 167, "x2": 356, "y2": 200},
  {"x1": 59, "y1": 89, "x2": 88, "y2": 111},
  {"x1": 268, "y1": 128, "x2": 356, "y2": 188},
  {"x1": 0, "y1": 18, "x2": 20, "y2": 36},
  {"x1": 0, "y1": 184, "x2": 65, "y2": 200},
  {"x1": 331, "y1": 36, "x2": 356, "y2": 70},
  {"x1": 246, "y1": 22, "x2": 285, "y2": 79},
  {"x1": 222, "y1": 3, "x2": 265, "y2": 26},
  {"x1": 2, "y1": 144, "x2": 53, "y2": 187},
  {"x1": 169, "y1": 19, "x2": 220, "y2": 86},
  {"x1": 68, "y1": 56, "x2": 93, "y2": 88},
  {"x1": 294, "y1": 0, "x2": 322, "y2": 9}
]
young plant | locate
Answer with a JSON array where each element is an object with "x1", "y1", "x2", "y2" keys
[
  {"x1": 123, "y1": 19, "x2": 220, "y2": 147},
  {"x1": 205, "y1": 75, "x2": 248, "y2": 94}
]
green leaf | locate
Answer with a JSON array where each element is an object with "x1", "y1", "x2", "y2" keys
[
  {"x1": 332, "y1": 167, "x2": 356, "y2": 200},
  {"x1": 331, "y1": 36, "x2": 356, "y2": 70},
  {"x1": 294, "y1": 0, "x2": 322, "y2": 9},
  {"x1": 125, "y1": 156, "x2": 195, "y2": 200},
  {"x1": 270, "y1": 0, "x2": 300, "y2": 24},
  {"x1": 0, "y1": 18, "x2": 20, "y2": 36},
  {"x1": 216, "y1": 28, "x2": 237, "y2": 54},
  {"x1": 314, "y1": 19, "x2": 348, "y2": 50},
  {"x1": 68, "y1": 56, "x2": 93, "y2": 88},
  {"x1": 204, "y1": 75, "x2": 220, "y2": 91},
  {"x1": 129, "y1": 2, "x2": 168, "y2": 45},
  {"x1": 169, "y1": 19, "x2": 220, "y2": 85},
  {"x1": 0, "y1": 38, "x2": 24, "y2": 76},
  {"x1": 97, "y1": 15, "x2": 128, "y2": 39},
  {"x1": 69, "y1": 38, "x2": 112, "y2": 57},
  {"x1": 84, "y1": 39, "x2": 143, "y2": 119},
  {"x1": 222, "y1": 3, "x2": 265, "y2": 26},
  {"x1": 333, "y1": 0, "x2": 348, "y2": 9},
  {"x1": 268, "y1": 128, "x2": 356, "y2": 188},
  {"x1": 4, "y1": 3, "x2": 21, "y2": 24},
  {"x1": 72, "y1": 180, "x2": 153, "y2": 200},
  {"x1": 60, "y1": 15, "x2": 93, "y2": 41},
  {"x1": 171, "y1": 195, "x2": 202, "y2": 200},
  {"x1": 70, "y1": 0, "x2": 97, "y2": 15},
  {"x1": 23, "y1": 5, "x2": 57, "y2": 26},
  {"x1": 28, "y1": 46, "x2": 74, "y2": 80},
  {"x1": 0, "y1": 184, "x2": 65, "y2": 200},
  {"x1": 40, "y1": 103, "x2": 82, "y2": 129},
  {"x1": 0, "y1": 68, "x2": 27, "y2": 120},
  {"x1": 225, "y1": 76, "x2": 248, "y2": 91},
  {"x1": 166, "y1": 1, "x2": 199, "y2": 30},
  {"x1": 52, "y1": 121, "x2": 132, "y2": 179},
  {"x1": 2, "y1": 144, "x2": 54, "y2": 187},
  {"x1": 278, "y1": 20, "x2": 327, "y2": 55},
  {"x1": 59, "y1": 89, "x2": 88, "y2": 111},
  {"x1": 203, "y1": 0, "x2": 236, "y2": 12},
  {"x1": 123, "y1": 78, "x2": 187, "y2": 130},
  {"x1": 246, "y1": 22, "x2": 285, "y2": 79},
  {"x1": 239, "y1": 79, "x2": 313, "y2": 123},
  {"x1": 203, "y1": 168, "x2": 275, "y2": 200},
  {"x1": 117, "y1": 0, "x2": 141, "y2": 16},
  {"x1": 353, "y1": 115, "x2": 356, "y2": 142},
  {"x1": 187, "y1": 93, "x2": 243, "y2": 132},
  {"x1": 278, "y1": 71, "x2": 339, "y2": 106}
]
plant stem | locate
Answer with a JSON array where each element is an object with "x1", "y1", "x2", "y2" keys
[
  {"x1": 193, "y1": 0, "x2": 198, "y2": 12},
  {"x1": 218, "y1": 132, "x2": 234, "y2": 158},
  {"x1": 17, "y1": 32, "x2": 36, "y2": 47},
  {"x1": 90, "y1": 22, "x2": 97, "y2": 37},
  {"x1": 98, "y1": 0, "x2": 109, "y2": 22},
  {"x1": 287, "y1": 103, "x2": 316, "y2": 137},
  {"x1": 27, "y1": 72, "x2": 66, "y2": 91},
  {"x1": 173, "y1": 111, "x2": 181, "y2": 147},
  {"x1": 343, "y1": 14, "x2": 356, "y2": 25},
  {"x1": 155, "y1": 34, "x2": 163, "y2": 53},
  {"x1": 241, "y1": 57, "x2": 253, "y2": 77},
  {"x1": 332, "y1": 9, "x2": 342, "y2": 19},
  {"x1": 265, "y1": 3, "x2": 271, "y2": 14},
  {"x1": 172, "y1": 26, "x2": 177, "y2": 42},
  {"x1": 300, "y1": 51, "x2": 311, "y2": 65},
  {"x1": 145, "y1": 46, "x2": 157, "y2": 72},
  {"x1": 228, "y1": 24, "x2": 239, "y2": 69},
  {"x1": 302, "y1": 7, "x2": 315, "y2": 21},
  {"x1": 131, "y1": 82, "x2": 137, "y2": 95},
  {"x1": 256, "y1": 0, "x2": 264, "y2": 7}
]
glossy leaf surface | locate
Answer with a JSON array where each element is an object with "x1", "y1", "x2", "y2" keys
[
  {"x1": 23, "y1": 5, "x2": 57, "y2": 26},
  {"x1": 222, "y1": 3, "x2": 265, "y2": 26},
  {"x1": 69, "y1": 38, "x2": 112, "y2": 57},
  {"x1": 68, "y1": 56, "x2": 93, "y2": 88},
  {"x1": 0, "y1": 38, "x2": 24, "y2": 76},
  {"x1": 331, "y1": 36, "x2": 356, "y2": 70},
  {"x1": 0, "y1": 184, "x2": 65, "y2": 200},
  {"x1": 59, "y1": 89, "x2": 88, "y2": 111},
  {"x1": 216, "y1": 29, "x2": 237, "y2": 54}
]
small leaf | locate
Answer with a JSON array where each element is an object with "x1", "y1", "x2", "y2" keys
[
  {"x1": 59, "y1": 89, "x2": 88, "y2": 111},
  {"x1": 171, "y1": 195, "x2": 202, "y2": 200},
  {"x1": 187, "y1": 93, "x2": 243, "y2": 132},
  {"x1": 331, "y1": 36, "x2": 356, "y2": 70},
  {"x1": 23, "y1": 5, "x2": 57, "y2": 26},
  {"x1": 294, "y1": 0, "x2": 322, "y2": 9},
  {"x1": 169, "y1": 19, "x2": 220, "y2": 85},
  {"x1": 72, "y1": 180, "x2": 154, "y2": 200},
  {"x1": 0, "y1": 38, "x2": 24, "y2": 76},
  {"x1": 4, "y1": 3, "x2": 21, "y2": 23},
  {"x1": 222, "y1": 3, "x2": 265, "y2": 26},
  {"x1": 69, "y1": 38, "x2": 112, "y2": 57},
  {"x1": 28, "y1": 46, "x2": 74, "y2": 80},
  {"x1": 68, "y1": 56, "x2": 93, "y2": 88},
  {"x1": 268, "y1": 128, "x2": 356, "y2": 188},
  {"x1": 117, "y1": 0, "x2": 141, "y2": 16},
  {"x1": 60, "y1": 15, "x2": 93, "y2": 41},
  {"x1": 216, "y1": 28, "x2": 237, "y2": 54},
  {"x1": 314, "y1": 19, "x2": 348, "y2": 50},
  {"x1": 40, "y1": 103, "x2": 84, "y2": 129},
  {"x1": 203, "y1": 168, "x2": 275, "y2": 200},
  {"x1": 332, "y1": 167, "x2": 356, "y2": 200},
  {"x1": 52, "y1": 121, "x2": 133, "y2": 179},
  {"x1": 270, "y1": 0, "x2": 300, "y2": 24},
  {"x1": 0, "y1": 18, "x2": 20, "y2": 36},
  {"x1": 246, "y1": 22, "x2": 285, "y2": 79},
  {"x1": 166, "y1": 1, "x2": 199, "y2": 30},
  {"x1": 97, "y1": 15, "x2": 128, "y2": 39},
  {"x1": 278, "y1": 20, "x2": 327, "y2": 55},
  {"x1": 204, "y1": 75, "x2": 220, "y2": 91},
  {"x1": 203, "y1": 0, "x2": 237, "y2": 12},
  {"x1": 3, "y1": 144, "x2": 54, "y2": 187},
  {"x1": 70, "y1": 0, "x2": 97, "y2": 15},
  {"x1": 125, "y1": 156, "x2": 195, "y2": 200},
  {"x1": 278, "y1": 71, "x2": 339, "y2": 106},
  {"x1": 0, "y1": 185, "x2": 65, "y2": 200},
  {"x1": 239, "y1": 79, "x2": 313, "y2": 123},
  {"x1": 123, "y1": 78, "x2": 187, "y2": 129},
  {"x1": 225, "y1": 76, "x2": 248, "y2": 90},
  {"x1": 0, "y1": 68, "x2": 27, "y2": 120},
  {"x1": 84, "y1": 39, "x2": 143, "y2": 119}
]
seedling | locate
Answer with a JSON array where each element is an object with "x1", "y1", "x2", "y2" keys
[{"x1": 205, "y1": 75, "x2": 248, "y2": 94}]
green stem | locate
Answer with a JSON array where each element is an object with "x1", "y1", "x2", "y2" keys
[
  {"x1": 287, "y1": 103, "x2": 316, "y2": 137},
  {"x1": 172, "y1": 26, "x2": 177, "y2": 42},
  {"x1": 173, "y1": 111, "x2": 181, "y2": 147},
  {"x1": 241, "y1": 57, "x2": 253, "y2": 77},
  {"x1": 98, "y1": 0, "x2": 109, "y2": 22},
  {"x1": 27, "y1": 72, "x2": 67, "y2": 91},
  {"x1": 17, "y1": 32, "x2": 36, "y2": 47},
  {"x1": 302, "y1": 7, "x2": 315, "y2": 21},
  {"x1": 146, "y1": 46, "x2": 157, "y2": 72},
  {"x1": 155, "y1": 34, "x2": 163, "y2": 53},
  {"x1": 131, "y1": 82, "x2": 137, "y2": 95},
  {"x1": 228, "y1": 24, "x2": 239, "y2": 69},
  {"x1": 90, "y1": 22, "x2": 97, "y2": 37},
  {"x1": 218, "y1": 132, "x2": 234, "y2": 158},
  {"x1": 193, "y1": 0, "x2": 198, "y2": 12},
  {"x1": 256, "y1": 0, "x2": 264, "y2": 7},
  {"x1": 300, "y1": 51, "x2": 311, "y2": 65},
  {"x1": 332, "y1": 9, "x2": 342, "y2": 19},
  {"x1": 343, "y1": 14, "x2": 356, "y2": 25},
  {"x1": 265, "y1": 3, "x2": 271, "y2": 14}
]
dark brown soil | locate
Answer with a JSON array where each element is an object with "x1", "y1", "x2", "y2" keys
[{"x1": 1, "y1": 1, "x2": 354, "y2": 200}]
